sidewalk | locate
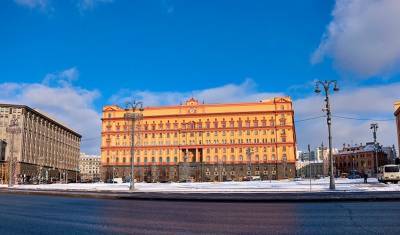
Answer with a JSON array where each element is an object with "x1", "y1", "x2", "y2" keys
[
  {"x1": 1, "y1": 178, "x2": 398, "y2": 193},
  {"x1": 1, "y1": 178, "x2": 400, "y2": 202}
]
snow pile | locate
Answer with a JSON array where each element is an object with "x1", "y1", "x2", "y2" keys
[{"x1": 1, "y1": 178, "x2": 400, "y2": 193}]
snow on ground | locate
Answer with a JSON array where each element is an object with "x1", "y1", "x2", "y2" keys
[{"x1": 1, "y1": 178, "x2": 400, "y2": 193}]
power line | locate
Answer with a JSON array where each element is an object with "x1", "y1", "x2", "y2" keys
[
  {"x1": 295, "y1": 116, "x2": 325, "y2": 123},
  {"x1": 332, "y1": 115, "x2": 395, "y2": 122}
]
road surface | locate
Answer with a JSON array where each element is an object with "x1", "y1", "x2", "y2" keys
[{"x1": 0, "y1": 193, "x2": 399, "y2": 234}]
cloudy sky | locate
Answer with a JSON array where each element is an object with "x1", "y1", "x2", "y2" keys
[{"x1": 1, "y1": 0, "x2": 400, "y2": 154}]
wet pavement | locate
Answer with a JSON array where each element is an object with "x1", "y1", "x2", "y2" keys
[{"x1": 0, "y1": 193, "x2": 399, "y2": 234}]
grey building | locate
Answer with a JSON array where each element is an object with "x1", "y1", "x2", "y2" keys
[
  {"x1": 296, "y1": 161, "x2": 324, "y2": 178},
  {"x1": 79, "y1": 153, "x2": 101, "y2": 182},
  {"x1": 382, "y1": 145, "x2": 397, "y2": 164},
  {"x1": 299, "y1": 151, "x2": 316, "y2": 162},
  {"x1": 0, "y1": 104, "x2": 81, "y2": 184}
]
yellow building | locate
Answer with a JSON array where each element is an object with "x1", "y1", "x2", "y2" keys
[
  {"x1": 101, "y1": 97, "x2": 297, "y2": 182},
  {"x1": 394, "y1": 101, "x2": 400, "y2": 155}
]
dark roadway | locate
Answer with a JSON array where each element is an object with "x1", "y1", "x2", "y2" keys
[{"x1": 0, "y1": 193, "x2": 399, "y2": 235}]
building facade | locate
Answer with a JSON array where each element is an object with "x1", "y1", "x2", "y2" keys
[
  {"x1": 79, "y1": 153, "x2": 101, "y2": 182},
  {"x1": 334, "y1": 143, "x2": 388, "y2": 176},
  {"x1": 296, "y1": 161, "x2": 323, "y2": 178},
  {"x1": 0, "y1": 104, "x2": 81, "y2": 184},
  {"x1": 394, "y1": 101, "x2": 400, "y2": 156},
  {"x1": 101, "y1": 97, "x2": 297, "y2": 182},
  {"x1": 315, "y1": 146, "x2": 338, "y2": 176}
]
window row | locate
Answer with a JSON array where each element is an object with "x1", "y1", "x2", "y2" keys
[
  {"x1": 106, "y1": 153, "x2": 288, "y2": 164},
  {"x1": 105, "y1": 115, "x2": 290, "y2": 131}
]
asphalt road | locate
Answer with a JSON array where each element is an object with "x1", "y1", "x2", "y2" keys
[{"x1": 0, "y1": 193, "x2": 399, "y2": 235}]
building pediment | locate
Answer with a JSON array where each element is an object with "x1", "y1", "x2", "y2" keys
[{"x1": 103, "y1": 105, "x2": 121, "y2": 112}]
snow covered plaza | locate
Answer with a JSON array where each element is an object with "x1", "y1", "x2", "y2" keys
[{"x1": 2, "y1": 178, "x2": 400, "y2": 193}]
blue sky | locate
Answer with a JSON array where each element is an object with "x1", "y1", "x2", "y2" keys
[
  {"x1": 1, "y1": 0, "x2": 336, "y2": 98},
  {"x1": 1, "y1": 0, "x2": 400, "y2": 154}
]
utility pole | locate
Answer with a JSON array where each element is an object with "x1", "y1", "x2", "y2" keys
[
  {"x1": 308, "y1": 144, "x2": 311, "y2": 192},
  {"x1": 370, "y1": 123, "x2": 379, "y2": 175},
  {"x1": 315, "y1": 80, "x2": 339, "y2": 190},
  {"x1": 6, "y1": 118, "x2": 22, "y2": 187},
  {"x1": 124, "y1": 101, "x2": 144, "y2": 191}
]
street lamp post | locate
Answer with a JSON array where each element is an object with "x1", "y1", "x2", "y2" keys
[
  {"x1": 125, "y1": 101, "x2": 144, "y2": 191},
  {"x1": 315, "y1": 80, "x2": 339, "y2": 190},
  {"x1": 246, "y1": 147, "x2": 253, "y2": 180},
  {"x1": 352, "y1": 149, "x2": 355, "y2": 172},
  {"x1": 6, "y1": 118, "x2": 22, "y2": 187},
  {"x1": 370, "y1": 123, "x2": 379, "y2": 175}
]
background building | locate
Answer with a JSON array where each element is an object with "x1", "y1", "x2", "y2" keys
[
  {"x1": 296, "y1": 146, "x2": 337, "y2": 178},
  {"x1": 79, "y1": 153, "x2": 101, "y2": 182},
  {"x1": 101, "y1": 97, "x2": 297, "y2": 182},
  {"x1": 395, "y1": 101, "x2": 400, "y2": 156},
  {"x1": 296, "y1": 161, "x2": 323, "y2": 178},
  {"x1": 0, "y1": 140, "x2": 6, "y2": 183},
  {"x1": 334, "y1": 143, "x2": 388, "y2": 176},
  {"x1": 298, "y1": 151, "x2": 316, "y2": 162},
  {"x1": 0, "y1": 104, "x2": 81, "y2": 184},
  {"x1": 315, "y1": 146, "x2": 338, "y2": 176},
  {"x1": 382, "y1": 146, "x2": 397, "y2": 164}
]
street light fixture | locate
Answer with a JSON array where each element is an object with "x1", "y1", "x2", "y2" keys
[
  {"x1": 125, "y1": 101, "x2": 144, "y2": 191},
  {"x1": 314, "y1": 80, "x2": 339, "y2": 190}
]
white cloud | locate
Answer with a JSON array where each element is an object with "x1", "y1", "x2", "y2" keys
[
  {"x1": 112, "y1": 79, "x2": 399, "y2": 152},
  {"x1": 312, "y1": 0, "x2": 400, "y2": 77},
  {"x1": 162, "y1": 0, "x2": 174, "y2": 14},
  {"x1": 14, "y1": 0, "x2": 114, "y2": 12},
  {"x1": 109, "y1": 78, "x2": 284, "y2": 107},
  {"x1": 295, "y1": 83, "x2": 399, "y2": 151},
  {"x1": 3, "y1": 72, "x2": 397, "y2": 155},
  {"x1": 0, "y1": 68, "x2": 101, "y2": 155},
  {"x1": 14, "y1": 0, "x2": 49, "y2": 9},
  {"x1": 42, "y1": 67, "x2": 79, "y2": 86},
  {"x1": 77, "y1": 0, "x2": 114, "y2": 11}
]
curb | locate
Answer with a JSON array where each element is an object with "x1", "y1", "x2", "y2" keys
[{"x1": 1, "y1": 189, "x2": 400, "y2": 202}]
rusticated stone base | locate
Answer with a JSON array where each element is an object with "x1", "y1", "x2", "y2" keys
[{"x1": 101, "y1": 163, "x2": 295, "y2": 183}]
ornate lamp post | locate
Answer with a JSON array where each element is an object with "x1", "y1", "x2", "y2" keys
[
  {"x1": 315, "y1": 80, "x2": 339, "y2": 190},
  {"x1": 6, "y1": 118, "x2": 22, "y2": 187},
  {"x1": 370, "y1": 123, "x2": 379, "y2": 174},
  {"x1": 124, "y1": 101, "x2": 144, "y2": 191}
]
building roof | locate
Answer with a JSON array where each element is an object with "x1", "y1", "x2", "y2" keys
[
  {"x1": 394, "y1": 101, "x2": 400, "y2": 116},
  {"x1": 0, "y1": 103, "x2": 82, "y2": 138},
  {"x1": 336, "y1": 142, "x2": 380, "y2": 155},
  {"x1": 102, "y1": 97, "x2": 294, "y2": 118}
]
